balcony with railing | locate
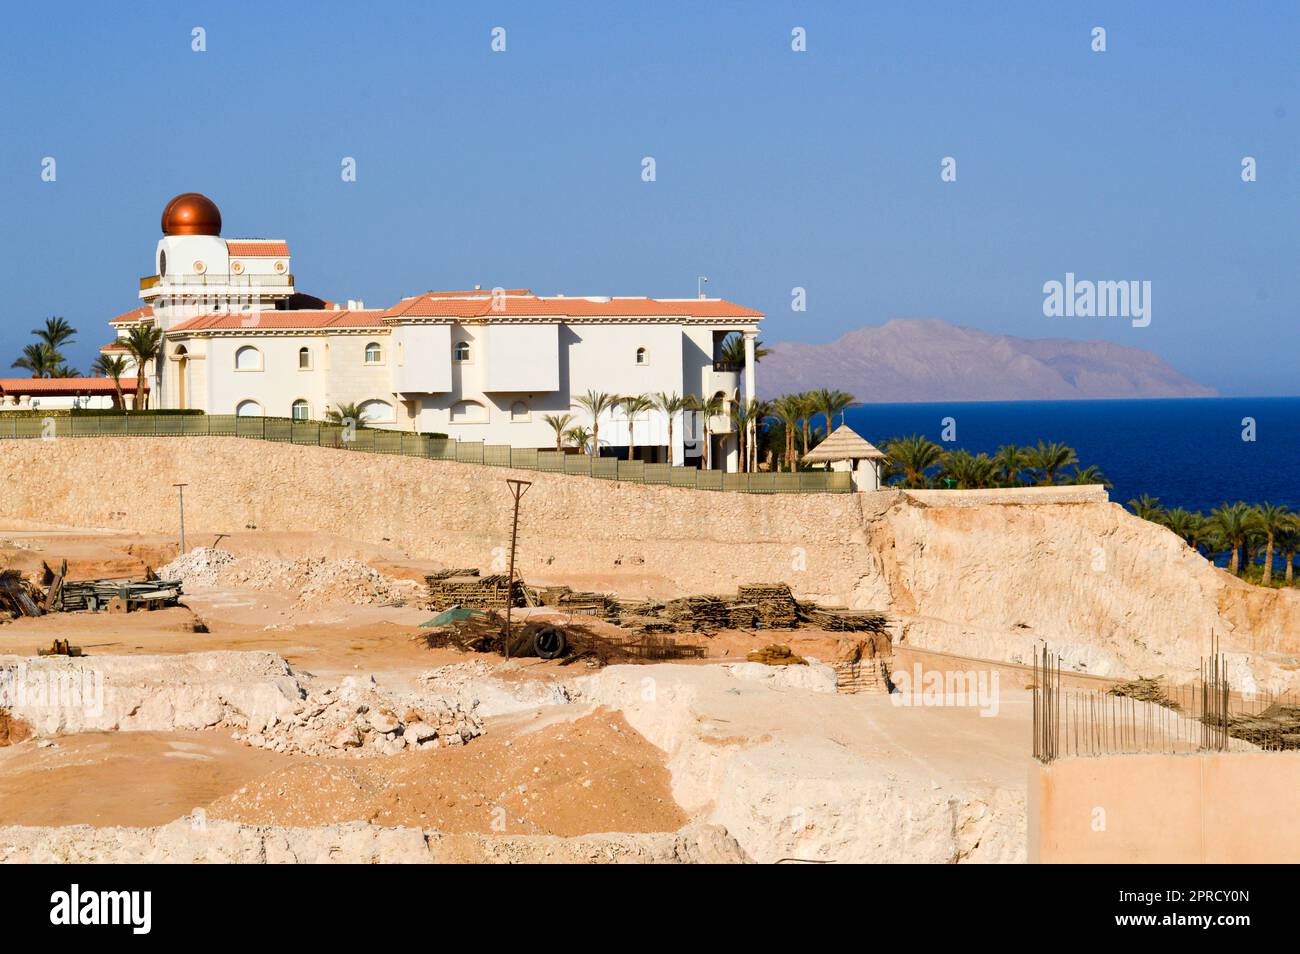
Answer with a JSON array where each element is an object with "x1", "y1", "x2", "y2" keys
[{"x1": 140, "y1": 273, "x2": 295, "y2": 292}]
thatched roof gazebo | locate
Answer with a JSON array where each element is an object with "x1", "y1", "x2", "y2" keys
[{"x1": 801, "y1": 423, "x2": 887, "y2": 491}]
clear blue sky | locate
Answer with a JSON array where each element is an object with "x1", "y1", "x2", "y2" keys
[{"x1": 1, "y1": 1, "x2": 1295, "y2": 395}]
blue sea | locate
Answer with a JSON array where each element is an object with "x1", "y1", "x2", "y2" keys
[{"x1": 842, "y1": 397, "x2": 1299, "y2": 514}]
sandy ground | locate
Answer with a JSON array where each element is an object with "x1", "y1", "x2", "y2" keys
[
  {"x1": 0, "y1": 708, "x2": 683, "y2": 836},
  {"x1": 0, "y1": 519, "x2": 1032, "y2": 860}
]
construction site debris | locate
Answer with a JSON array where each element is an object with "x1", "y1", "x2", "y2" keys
[
  {"x1": 424, "y1": 569, "x2": 520, "y2": 610},
  {"x1": 53, "y1": 578, "x2": 182, "y2": 613},
  {"x1": 796, "y1": 603, "x2": 890, "y2": 633},
  {"x1": 420, "y1": 610, "x2": 703, "y2": 666},
  {"x1": 1228, "y1": 704, "x2": 1300, "y2": 750},
  {"x1": 746, "y1": 644, "x2": 807, "y2": 666},
  {"x1": 0, "y1": 571, "x2": 43, "y2": 619},
  {"x1": 832, "y1": 659, "x2": 892, "y2": 694},
  {"x1": 229, "y1": 673, "x2": 483, "y2": 757},
  {"x1": 426, "y1": 574, "x2": 889, "y2": 640},
  {"x1": 161, "y1": 547, "x2": 411, "y2": 606},
  {"x1": 37, "y1": 639, "x2": 83, "y2": 657},
  {"x1": 1107, "y1": 677, "x2": 1180, "y2": 711}
]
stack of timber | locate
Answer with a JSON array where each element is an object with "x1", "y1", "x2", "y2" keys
[
  {"x1": 532, "y1": 585, "x2": 618, "y2": 617},
  {"x1": 424, "y1": 569, "x2": 521, "y2": 610},
  {"x1": 736, "y1": 583, "x2": 800, "y2": 628},
  {"x1": 796, "y1": 602, "x2": 888, "y2": 634},
  {"x1": 55, "y1": 578, "x2": 183, "y2": 613}
]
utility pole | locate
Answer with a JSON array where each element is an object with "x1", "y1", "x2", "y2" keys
[
  {"x1": 697, "y1": 275, "x2": 709, "y2": 299},
  {"x1": 503, "y1": 478, "x2": 532, "y2": 660},
  {"x1": 173, "y1": 483, "x2": 189, "y2": 555}
]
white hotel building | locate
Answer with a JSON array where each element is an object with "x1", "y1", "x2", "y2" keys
[{"x1": 106, "y1": 193, "x2": 764, "y2": 471}]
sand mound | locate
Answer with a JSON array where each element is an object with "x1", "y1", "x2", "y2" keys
[{"x1": 160, "y1": 547, "x2": 413, "y2": 605}]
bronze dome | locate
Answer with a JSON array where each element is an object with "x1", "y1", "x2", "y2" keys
[{"x1": 161, "y1": 193, "x2": 222, "y2": 236}]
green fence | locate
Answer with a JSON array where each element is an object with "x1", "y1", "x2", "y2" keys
[{"x1": 0, "y1": 414, "x2": 852, "y2": 494}]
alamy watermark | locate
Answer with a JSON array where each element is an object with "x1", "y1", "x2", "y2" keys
[
  {"x1": 890, "y1": 663, "x2": 1000, "y2": 717},
  {"x1": 1042, "y1": 272, "x2": 1151, "y2": 327},
  {"x1": 0, "y1": 663, "x2": 104, "y2": 718}
]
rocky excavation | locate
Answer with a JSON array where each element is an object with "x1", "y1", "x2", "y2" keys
[{"x1": 0, "y1": 436, "x2": 1295, "y2": 865}]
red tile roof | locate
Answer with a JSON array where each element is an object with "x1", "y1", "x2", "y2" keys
[
  {"x1": 0, "y1": 377, "x2": 146, "y2": 395},
  {"x1": 109, "y1": 305, "x2": 154, "y2": 325},
  {"x1": 226, "y1": 240, "x2": 290, "y2": 257},
  {"x1": 168, "y1": 309, "x2": 385, "y2": 332},
  {"x1": 99, "y1": 342, "x2": 129, "y2": 352},
  {"x1": 379, "y1": 290, "x2": 763, "y2": 321}
]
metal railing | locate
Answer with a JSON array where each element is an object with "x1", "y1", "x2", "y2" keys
[{"x1": 0, "y1": 414, "x2": 852, "y2": 494}]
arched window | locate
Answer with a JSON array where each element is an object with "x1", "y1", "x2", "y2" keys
[
  {"x1": 364, "y1": 342, "x2": 383, "y2": 365},
  {"x1": 298, "y1": 347, "x2": 311, "y2": 370},
  {"x1": 236, "y1": 399, "x2": 263, "y2": 417},
  {"x1": 449, "y1": 400, "x2": 488, "y2": 424},
  {"x1": 291, "y1": 399, "x2": 310, "y2": 421},
  {"x1": 454, "y1": 341, "x2": 471, "y2": 362},
  {"x1": 635, "y1": 346, "x2": 647, "y2": 365},
  {"x1": 234, "y1": 346, "x2": 262, "y2": 371},
  {"x1": 509, "y1": 400, "x2": 530, "y2": 422},
  {"x1": 357, "y1": 399, "x2": 395, "y2": 423}
]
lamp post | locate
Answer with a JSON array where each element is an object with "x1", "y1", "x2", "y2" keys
[
  {"x1": 697, "y1": 275, "x2": 709, "y2": 299},
  {"x1": 503, "y1": 478, "x2": 531, "y2": 660},
  {"x1": 173, "y1": 483, "x2": 189, "y2": 555}
]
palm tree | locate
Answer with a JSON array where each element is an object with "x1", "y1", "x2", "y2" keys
[
  {"x1": 325, "y1": 401, "x2": 364, "y2": 424},
  {"x1": 795, "y1": 391, "x2": 817, "y2": 456},
  {"x1": 617, "y1": 393, "x2": 655, "y2": 461},
  {"x1": 728, "y1": 398, "x2": 771, "y2": 473},
  {"x1": 1127, "y1": 494, "x2": 1165, "y2": 523},
  {"x1": 123, "y1": 324, "x2": 163, "y2": 410},
  {"x1": 1161, "y1": 507, "x2": 1194, "y2": 543},
  {"x1": 651, "y1": 392, "x2": 688, "y2": 466},
  {"x1": 92, "y1": 354, "x2": 129, "y2": 409},
  {"x1": 993, "y1": 445, "x2": 1025, "y2": 486},
  {"x1": 1065, "y1": 465, "x2": 1111, "y2": 487},
  {"x1": 718, "y1": 333, "x2": 771, "y2": 368},
  {"x1": 564, "y1": 425, "x2": 592, "y2": 454},
  {"x1": 685, "y1": 392, "x2": 725, "y2": 470},
  {"x1": 1023, "y1": 441, "x2": 1078, "y2": 485},
  {"x1": 50, "y1": 365, "x2": 81, "y2": 378},
  {"x1": 1185, "y1": 511, "x2": 1213, "y2": 556},
  {"x1": 772, "y1": 394, "x2": 804, "y2": 472},
  {"x1": 812, "y1": 388, "x2": 855, "y2": 439},
  {"x1": 11, "y1": 342, "x2": 59, "y2": 378},
  {"x1": 541, "y1": 413, "x2": 573, "y2": 452},
  {"x1": 575, "y1": 390, "x2": 618, "y2": 459},
  {"x1": 1209, "y1": 502, "x2": 1251, "y2": 575},
  {"x1": 35, "y1": 317, "x2": 76, "y2": 353},
  {"x1": 1250, "y1": 503, "x2": 1292, "y2": 585},
  {"x1": 883, "y1": 434, "x2": 945, "y2": 488},
  {"x1": 939, "y1": 450, "x2": 999, "y2": 489},
  {"x1": 1276, "y1": 516, "x2": 1299, "y2": 585}
]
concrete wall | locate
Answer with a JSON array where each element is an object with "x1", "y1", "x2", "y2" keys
[{"x1": 1029, "y1": 753, "x2": 1300, "y2": 863}]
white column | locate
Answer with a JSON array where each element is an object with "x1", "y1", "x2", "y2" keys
[{"x1": 743, "y1": 331, "x2": 757, "y2": 472}]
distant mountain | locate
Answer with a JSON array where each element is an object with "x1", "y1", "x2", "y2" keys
[{"x1": 758, "y1": 319, "x2": 1216, "y2": 402}]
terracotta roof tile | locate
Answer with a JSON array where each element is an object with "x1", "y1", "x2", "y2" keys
[
  {"x1": 109, "y1": 305, "x2": 154, "y2": 325},
  {"x1": 168, "y1": 309, "x2": 385, "y2": 332},
  {"x1": 0, "y1": 377, "x2": 146, "y2": 394},
  {"x1": 378, "y1": 291, "x2": 762, "y2": 321},
  {"x1": 226, "y1": 240, "x2": 290, "y2": 257}
]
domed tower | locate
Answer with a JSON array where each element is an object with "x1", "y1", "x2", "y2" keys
[
  {"x1": 140, "y1": 192, "x2": 294, "y2": 331},
  {"x1": 161, "y1": 192, "x2": 223, "y2": 236},
  {"x1": 137, "y1": 193, "x2": 295, "y2": 412}
]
